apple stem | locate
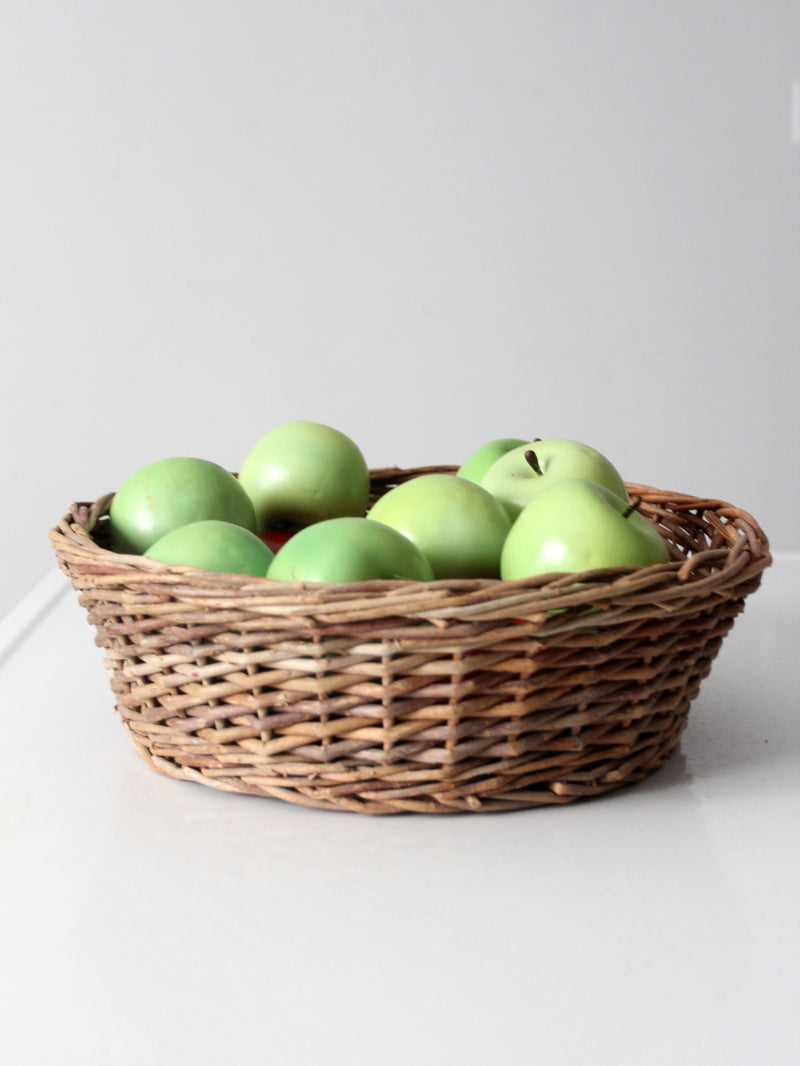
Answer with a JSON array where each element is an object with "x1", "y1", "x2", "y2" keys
[
  {"x1": 622, "y1": 495, "x2": 643, "y2": 519},
  {"x1": 524, "y1": 449, "x2": 543, "y2": 476}
]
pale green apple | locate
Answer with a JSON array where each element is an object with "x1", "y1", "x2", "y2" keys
[
  {"x1": 144, "y1": 519, "x2": 274, "y2": 576},
  {"x1": 239, "y1": 421, "x2": 370, "y2": 533},
  {"x1": 456, "y1": 437, "x2": 527, "y2": 484},
  {"x1": 480, "y1": 438, "x2": 629, "y2": 521},
  {"x1": 500, "y1": 478, "x2": 670, "y2": 580},
  {"x1": 108, "y1": 456, "x2": 256, "y2": 555},
  {"x1": 266, "y1": 517, "x2": 434, "y2": 582},
  {"x1": 367, "y1": 473, "x2": 512, "y2": 579}
]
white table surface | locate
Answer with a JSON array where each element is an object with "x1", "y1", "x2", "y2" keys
[{"x1": 2, "y1": 557, "x2": 798, "y2": 1066}]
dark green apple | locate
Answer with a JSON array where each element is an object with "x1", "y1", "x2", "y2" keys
[
  {"x1": 456, "y1": 437, "x2": 527, "y2": 484},
  {"x1": 144, "y1": 519, "x2": 274, "y2": 576},
  {"x1": 266, "y1": 517, "x2": 434, "y2": 582},
  {"x1": 481, "y1": 439, "x2": 629, "y2": 521},
  {"x1": 108, "y1": 456, "x2": 257, "y2": 555},
  {"x1": 500, "y1": 478, "x2": 670, "y2": 580},
  {"x1": 238, "y1": 421, "x2": 370, "y2": 533},
  {"x1": 367, "y1": 473, "x2": 512, "y2": 579}
]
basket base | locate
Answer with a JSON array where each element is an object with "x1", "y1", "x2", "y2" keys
[{"x1": 124, "y1": 706, "x2": 690, "y2": 815}]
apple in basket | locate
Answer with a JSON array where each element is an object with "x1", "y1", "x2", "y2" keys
[
  {"x1": 258, "y1": 529, "x2": 295, "y2": 554},
  {"x1": 366, "y1": 473, "x2": 512, "y2": 579},
  {"x1": 456, "y1": 437, "x2": 527, "y2": 484},
  {"x1": 238, "y1": 421, "x2": 371, "y2": 536},
  {"x1": 480, "y1": 439, "x2": 629, "y2": 521},
  {"x1": 144, "y1": 519, "x2": 275, "y2": 576},
  {"x1": 108, "y1": 456, "x2": 257, "y2": 555},
  {"x1": 266, "y1": 517, "x2": 434, "y2": 582},
  {"x1": 500, "y1": 479, "x2": 671, "y2": 581}
]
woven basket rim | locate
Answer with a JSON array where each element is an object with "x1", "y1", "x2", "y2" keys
[{"x1": 49, "y1": 467, "x2": 772, "y2": 624}]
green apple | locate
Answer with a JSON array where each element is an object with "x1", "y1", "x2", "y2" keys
[
  {"x1": 481, "y1": 438, "x2": 629, "y2": 521},
  {"x1": 456, "y1": 437, "x2": 527, "y2": 484},
  {"x1": 238, "y1": 421, "x2": 370, "y2": 533},
  {"x1": 500, "y1": 478, "x2": 670, "y2": 580},
  {"x1": 266, "y1": 517, "x2": 434, "y2": 582},
  {"x1": 144, "y1": 520, "x2": 274, "y2": 576},
  {"x1": 366, "y1": 473, "x2": 512, "y2": 579},
  {"x1": 108, "y1": 456, "x2": 257, "y2": 555}
]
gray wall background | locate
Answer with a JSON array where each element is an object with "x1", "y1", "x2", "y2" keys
[{"x1": 3, "y1": 1, "x2": 798, "y2": 616}]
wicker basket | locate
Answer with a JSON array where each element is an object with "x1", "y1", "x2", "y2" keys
[{"x1": 50, "y1": 466, "x2": 771, "y2": 814}]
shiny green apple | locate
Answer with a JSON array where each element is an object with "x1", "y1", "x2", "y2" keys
[
  {"x1": 108, "y1": 456, "x2": 257, "y2": 555},
  {"x1": 144, "y1": 520, "x2": 274, "y2": 576},
  {"x1": 266, "y1": 517, "x2": 434, "y2": 582},
  {"x1": 481, "y1": 438, "x2": 629, "y2": 521},
  {"x1": 238, "y1": 421, "x2": 370, "y2": 533},
  {"x1": 500, "y1": 478, "x2": 670, "y2": 580},
  {"x1": 456, "y1": 437, "x2": 527, "y2": 484},
  {"x1": 367, "y1": 473, "x2": 512, "y2": 579}
]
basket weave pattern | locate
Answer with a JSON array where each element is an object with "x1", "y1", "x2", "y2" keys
[{"x1": 50, "y1": 467, "x2": 771, "y2": 814}]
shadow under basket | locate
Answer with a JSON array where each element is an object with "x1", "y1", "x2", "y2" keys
[{"x1": 50, "y1": 466, "x2": 771, "y2": 814}]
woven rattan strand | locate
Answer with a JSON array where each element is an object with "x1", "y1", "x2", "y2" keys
[{"x1": 50, "y1": 466, "x2": 771, "y2": 814}]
